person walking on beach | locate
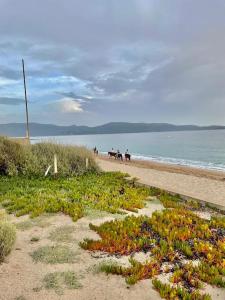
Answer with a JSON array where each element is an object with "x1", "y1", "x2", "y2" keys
[{"x1": 93, "y1": 146, "x2": 98, "y2": 155}]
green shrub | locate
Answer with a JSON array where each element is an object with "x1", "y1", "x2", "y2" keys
[
  {"x1": 31, "y1": 142, "x2": 98, "y2": 176},
  {"x1": 0, "y1": 136, "x2": 34, "y2": 176},
  {"x1": 0, "y1": 216, "x2": 16, "y2": 262},
  {"x1": 0, "y1": 137, "x2": 98, "y2": 177}
]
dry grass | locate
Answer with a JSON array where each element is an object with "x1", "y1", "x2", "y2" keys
[
  {"x1": 16, "y1": 215, "x2": 51, "y2": 231},
  {"x1": 31, "y1": 245, "x2": 80, "y2": 264},
  {"x1": 0, "y1": 136, "x2": 98, "y2": 176},
  {"x1": 43, "y1": 271, "x2": 82, "y2": 295},
  {"x1": 48, "y1": 225, "x2": 76, "y2": 243},
  {"x1": 0, "y1": 211, "x2": 16, "y2": 262}
]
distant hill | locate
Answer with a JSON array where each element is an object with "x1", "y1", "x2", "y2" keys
[{"x1": 0, "y1": 122, "x2": 225, "y2": 137}]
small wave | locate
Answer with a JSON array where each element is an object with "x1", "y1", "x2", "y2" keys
[
  {"x1": 131, "y1": 154, "x2": 225, "y2": 172},
  {"x1": 102, "y1": 151, "x2": 225, "y2": 172}
]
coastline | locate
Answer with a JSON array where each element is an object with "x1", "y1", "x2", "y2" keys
[
  {"x1": 97, "y1": 155, "x2": 225, "y2": 208},
  {"x1": 98, "y1": 154, "x2": 225, "y2": 181}
]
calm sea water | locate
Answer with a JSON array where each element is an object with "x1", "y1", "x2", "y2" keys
[{"x1": 33, "y1": 129, "x2": 225, "y2": 172}]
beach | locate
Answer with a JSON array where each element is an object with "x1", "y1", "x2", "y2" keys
[
  {"x1": 1, "y1": 139, "x2": 225, "y2": 300},
  {"x1": 97, "y1": 155, "x2": 225, "y2": 209}
]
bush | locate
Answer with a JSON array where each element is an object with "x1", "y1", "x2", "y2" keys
[
  {"x1": 0, "y1": 137, "x2": 98, "y2": 177},
  {"x1": 0, "y1": 213, "x2": 16, "y2": 262},
  {"x1": 31, "y1": 142, "x2": 97, "y2": 176},
  {"x1": 0, "y1": 136, "x2": 34, "y2": 176}
]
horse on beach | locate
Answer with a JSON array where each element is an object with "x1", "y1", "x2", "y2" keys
[
  {"x1": 116, "y1": 153, "x2": 123, "y2": 161},
  {"x1": 108, "y1": 151, "x2": 117, "y2": 158},
  {"x1": 108, "y1": 151, "x2": 123, "y2": 161},
  {"x1": 125, "y1": 153, "x2": 131, "y2": 161}
]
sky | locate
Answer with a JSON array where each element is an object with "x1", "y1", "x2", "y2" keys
[{"x1": 0, "y1": 0, "x2": 225, "y2": 126}]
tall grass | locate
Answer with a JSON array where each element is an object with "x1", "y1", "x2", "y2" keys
[
  {"x1": 0, "y1": 136, "x2": 98, "y2": 177},
  {"x1": 0, "y1": 211, "x2": 16, "y2": 262}
]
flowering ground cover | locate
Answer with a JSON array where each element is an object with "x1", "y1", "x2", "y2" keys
[
  {"x1": 81, "y1": 208, "x2": 225, "y2": 299},
  {"x1": 0, "y1": 171, "x2": 224, "y2": 299}
]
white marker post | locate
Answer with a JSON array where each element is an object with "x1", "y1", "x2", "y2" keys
[
  {"x1": 86, "y1": 158, "x2": 89, "y2": 169},
  {"x1": 54, "y1": 154, "x2": 58, "y2": 175},
  {"x1": 45, "y1": 165, "x2": 52, "y2": 177}
]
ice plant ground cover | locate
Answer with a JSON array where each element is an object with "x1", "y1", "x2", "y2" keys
[
  {"x1": 0, "y1": 171, "x2": 224, "y2": 299},
  {"x1": 81, "y1": 208, "x2": 225, "y2": 299},
  {"x1": 0, "y1": 172, "x2": 150, "y2": 221}
]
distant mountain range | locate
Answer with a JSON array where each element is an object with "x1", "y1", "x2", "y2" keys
[{"x1": 0, "y1": 122, "x2": 225, "y2": 137}]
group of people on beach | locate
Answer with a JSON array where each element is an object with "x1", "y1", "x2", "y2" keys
[
  {"x1": 108, "y1": 148, "x2": 131, "y2": 161},
  {"x1": 93, "y1": 146, "x2": 131, "y2": 161}
]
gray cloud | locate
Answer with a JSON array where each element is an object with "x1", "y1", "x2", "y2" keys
[
  {"x1": 0, "y1": 0, "x2": 225, "y2": 125},
  {"x1": 58, "y1": 92, "x2": 91, "y2": 102},
  {"x1": 0, "y1": 97, "x2": 24, "y2": 105}
]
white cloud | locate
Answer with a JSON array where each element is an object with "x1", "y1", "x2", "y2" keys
[
  {"x1": 0, "y1": 77, "x2": 19, "y2": 86},
  {"x1": 54, "y1": 97, "x2": 83, "y2": 113}
]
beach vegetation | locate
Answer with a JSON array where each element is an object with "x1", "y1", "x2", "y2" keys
[
  {"x1": 98, "y1": 258, "x2": 160, "y2": 285},
  {"x1": 43, "y1": 271, "x2": 82, "y2": 295},
  {"x1": 152, "y1": 279, "x2": 211, "y2": 300},
  {"x1": 148, "y1": 185, "x2": 206, "y2": 211},
  {"x1": 0, "y1": 172, "x2": 150, "y2": 221},
  {"x1": 0, "y1": 137, "x2": 223, "y2": 300},
  {"x1": 81, "y1": 208, "x2": 225, "y2": 298},
  {"x1": 0, "y1": 136, "x2": 98, "y2": 177},
  {"x1": 0, "y1": 212, "x2": 16, "y2": 262},
  {"x1": 31, "y1": 245, "x2": 79, "y2": 264},
  {"x1": 48, "y1": 225, "x2": 75, "y2": 243},
  {"x1": 15, "y1": 215, "x2": 52, "y2": 230}
]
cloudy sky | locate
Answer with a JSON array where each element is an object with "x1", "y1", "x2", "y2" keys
[{"x1": 0, "y1": 0, "x2": 225, "y2": 126}]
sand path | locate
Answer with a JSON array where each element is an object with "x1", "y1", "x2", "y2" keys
[
  {"x1": 0, "y1": 206, "x2": 163, "y2": 300},
  {"x1": 1, "y1": 199, "x2": 224, "y2": 299},
  {"x1": 97, "y1": 158, "x2": 225, "y2": 208}
]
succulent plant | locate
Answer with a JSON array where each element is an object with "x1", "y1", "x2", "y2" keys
[
  {"x1": 82, "y1": 207, "x2": 225, "y2": 299},
  {"x1": 0, "y1": 172, "x2": 150, "y2": 222}
]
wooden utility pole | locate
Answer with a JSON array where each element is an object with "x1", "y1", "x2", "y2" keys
[{"x1": 22, "y1": 59, "x2": 30, "y2": 141}]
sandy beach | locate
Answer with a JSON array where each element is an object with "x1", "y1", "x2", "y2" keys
[
  {"x1": 0, "y1": 154, "x2": 224, "y2": 300},
  {"x1": 97, "y1": 155, "x2": 225, "y2": 209}
]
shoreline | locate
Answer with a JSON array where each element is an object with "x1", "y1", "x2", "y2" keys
[
  {"x1": 97, "y1": 155, "x2": 225, "y2": 208},
  {"x1": 98, "y1": 154, "x2": 225, "y2": 182}
]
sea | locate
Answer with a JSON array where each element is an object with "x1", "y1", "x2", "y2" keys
[{"x1": 33, "y1": 129, "x2": 225, "y2": 172}]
